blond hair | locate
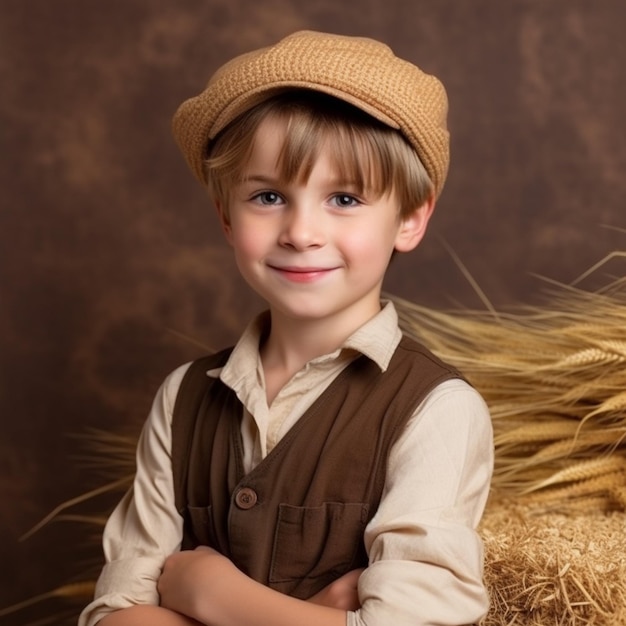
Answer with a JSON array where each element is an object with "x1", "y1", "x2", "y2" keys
[{"x1": 204, "y1": 91, "x2": 433, "y2": 219}]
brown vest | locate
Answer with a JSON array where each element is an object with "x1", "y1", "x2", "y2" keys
[{"x1": 171, "y1": 336, "x2": 461, "y2": 599}]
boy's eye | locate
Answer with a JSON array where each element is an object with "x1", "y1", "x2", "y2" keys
[
  {"x1": 252, "y1": 191, "x2": 283, "y2": 205},
  {"x1": 331, "y1": 194, "x2": 359, "y2": 208}
]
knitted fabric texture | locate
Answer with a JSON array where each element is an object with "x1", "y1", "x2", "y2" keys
[{"x1": 172, "y1": 30, "x2": 450, "y2": 198}]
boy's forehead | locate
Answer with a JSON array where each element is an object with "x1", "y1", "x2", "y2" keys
[
  {"x1": 244, "y1": 117, "x2": 289, "y2": 168},
  {"x1": 241, "y1": 120, "x2": 316, "y2": 173},
  {"x1": 245, "y1": 113, "x2": 323, "y2": 159},
  {"x1": 246, "y1": 114, "x2": 367, "y2": 167}
]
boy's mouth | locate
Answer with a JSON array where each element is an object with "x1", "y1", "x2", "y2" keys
[{"x1": 268, "y1": 264, "x2": 337, "y2": 283}]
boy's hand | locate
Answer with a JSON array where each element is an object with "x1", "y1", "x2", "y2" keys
[
  {"x1": 308, "y1": 568, "x2": 364, "y2": 611},
  {"x1": 158, "y1": 546, "x2": 236, "y2": 622}
]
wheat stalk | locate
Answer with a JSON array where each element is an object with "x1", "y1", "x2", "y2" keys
[
  {"x1": 392, "y1": 251, "x2": 626, "y2": 512},
  {"x1": 0, "y1": 583, "x2": 95, "y2": 618}
]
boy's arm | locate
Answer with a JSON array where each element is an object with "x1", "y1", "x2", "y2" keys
[
  {"x1": 94, "y1": 555, "x2": 359, "y2": 626},
  {"x1": 79, "y1": 365, "x2": 191, "y2": 626},
  {"x1": 98, "y1": 605, "x2": 201, "y2": 626},
  {"x1": 350, "y1": 379, "x2": 494, "y2": 626},
  {"x1": 158, "y1": 547, "x2": 349, "y2": 626}
]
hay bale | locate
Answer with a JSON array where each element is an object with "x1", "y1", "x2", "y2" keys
[{"x1": 480, "y1": 498, "x2": 626, "y2": 625}]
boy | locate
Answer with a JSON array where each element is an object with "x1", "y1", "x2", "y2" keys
[{"x1": 80, "y1": 30, "x2": 493, "y2": 626}]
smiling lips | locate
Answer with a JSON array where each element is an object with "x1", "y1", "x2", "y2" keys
[{"x1": 268, "y1": 264, "x2": 338, "y2": 283}]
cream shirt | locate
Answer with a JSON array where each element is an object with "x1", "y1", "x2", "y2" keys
[{"x1": 79, "y1": 302, "x2": 493, "y2": 626}]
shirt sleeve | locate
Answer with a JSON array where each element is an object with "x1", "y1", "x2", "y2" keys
[
  {"x1": 78, "y1": 363, "x2": 191, "y2": 626},
  {"x1": 348, "y1": 379, "x2": 494, "y2": 626}
]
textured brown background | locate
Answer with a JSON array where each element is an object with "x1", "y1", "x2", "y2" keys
[{"x1": 1, "y1": 0, "x2": 625, "y2": 620}]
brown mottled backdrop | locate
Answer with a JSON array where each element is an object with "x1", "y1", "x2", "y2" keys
[{"x1": 1, "y1": 0, "x2": 625, "y2": 620}]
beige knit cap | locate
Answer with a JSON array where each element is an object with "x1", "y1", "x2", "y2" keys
[{"x1": 172, "y1": 30, "x2": 450, "y2": 197}]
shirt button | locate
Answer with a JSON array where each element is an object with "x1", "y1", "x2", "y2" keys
[{"x1": 234, "y1": 487, "x2": 258, "y2": 509}]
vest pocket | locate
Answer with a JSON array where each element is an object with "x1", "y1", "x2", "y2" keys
[{"x1": 269, "y1": 502, "x2": 369, "y2": 585}]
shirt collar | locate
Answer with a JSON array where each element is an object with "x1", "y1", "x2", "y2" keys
[
  {"x1": 342, "y1": 301, "x2": 402, "y2": 371},
  {"x1": 211, "y1": 301, "x2": 402, "y2": 388}
]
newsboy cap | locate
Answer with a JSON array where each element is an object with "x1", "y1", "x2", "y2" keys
[{"x1": 172, "y1": 30, "x2": 450, "y2": 197}]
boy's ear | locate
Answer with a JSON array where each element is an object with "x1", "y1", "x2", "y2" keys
[
  {"x1": 215, "y1": 201, "x2": 233, "y2": 244},
  {"x1": 394, "y1": 196, "x2": 435, "y2": 253}
]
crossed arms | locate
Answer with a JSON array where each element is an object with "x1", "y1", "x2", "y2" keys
[{"x1": 98, "y1": 547, "x2": 361, "y2": 626}]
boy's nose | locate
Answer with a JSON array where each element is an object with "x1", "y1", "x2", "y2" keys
[{"x1": 278, "y1": 207, "x2": 325, "y2": 250}]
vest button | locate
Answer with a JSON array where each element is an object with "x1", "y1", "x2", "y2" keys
[{"x1": 234, "y1": 487, "x2": 258, "y2": 510}]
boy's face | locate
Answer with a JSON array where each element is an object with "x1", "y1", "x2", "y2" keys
[{"x1": 217, "y1": 116, "x2": 433, "y2": 329}]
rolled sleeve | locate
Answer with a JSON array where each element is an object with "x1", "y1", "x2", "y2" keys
[
  {"x1": 78, "y1": 363, "x2": 190, "y2": 626},
  {"x1": 349, "y1": 379, "x2": 494, "y2": 626},
  {"x1": 79, "y1": 555, "x2": 164, "y2": 626}
]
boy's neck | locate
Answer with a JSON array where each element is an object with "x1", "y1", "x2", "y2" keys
[{"x1": 259, "y1": 305, "x2": 381, "y2": 405}]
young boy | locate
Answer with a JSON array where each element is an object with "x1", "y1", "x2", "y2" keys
[{"x1": 80, "y1": 30, "x2": 493, "y2": 626}]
